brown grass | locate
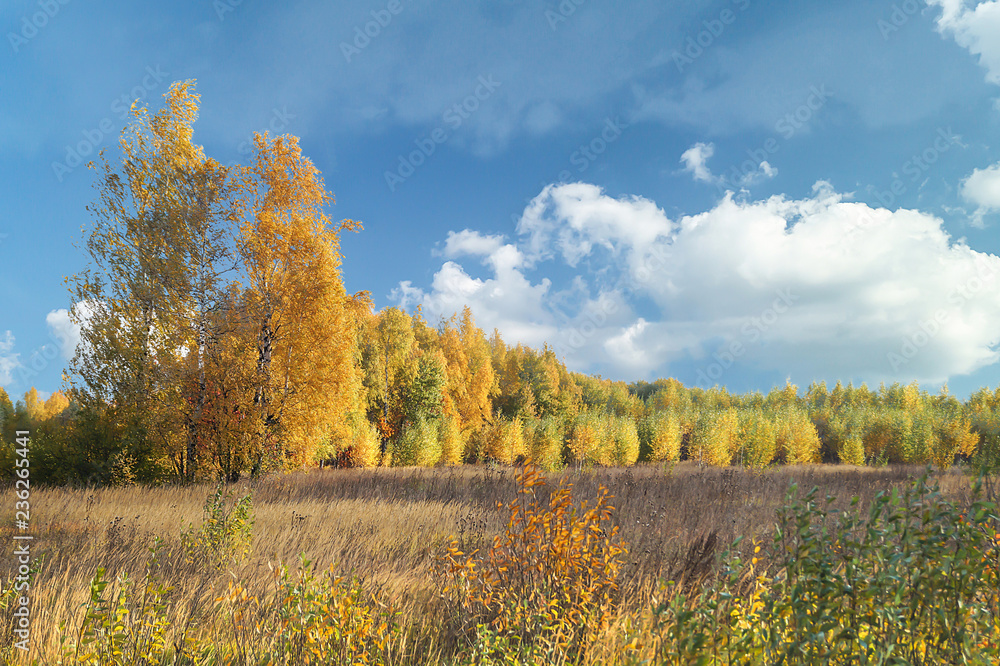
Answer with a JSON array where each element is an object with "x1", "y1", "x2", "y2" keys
[{"x1": 0, "y1": 462, "x2": 975, "y2": 664}]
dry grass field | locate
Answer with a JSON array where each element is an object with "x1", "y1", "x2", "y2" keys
[{"x1": 0, "y1": 463, "x2": 992, "y2": 665}]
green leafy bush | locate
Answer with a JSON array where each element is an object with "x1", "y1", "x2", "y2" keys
[
  {"x1": 634, "y1": 472, "x2": 1000, "y2": 664},
  {"x1": 60, "y1": 541, "x2": 174, "y2": 665},
  {"x1": 180, "y1": 484, "x2": 254, "y2": 571},
  {"x1": 392, "y1": 417, "x2": 442, "y2": 467},
  {"x1": 524, "y1": 416, "x2": 564, "y2": 471}
]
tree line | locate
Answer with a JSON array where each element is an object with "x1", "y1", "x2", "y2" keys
[{"x1": 2, "y1": 82, "x2": 999, "y2": 485}]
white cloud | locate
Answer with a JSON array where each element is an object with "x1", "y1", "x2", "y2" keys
[
  {"x1": 440, "y1": 229, "x2": 506, "y2": 259},
  {"x1": 397, "y1": 182, "x2": 1000, "y2": 384},
  {"x1": 46, "y1": 308, "x2": 81, "y2": 360},
  {"x1": 518, "y1": 182, "x2": 673, "y2": 268},
  {"x1": 679, "y1": 142, "x2": 777, "y2": 188},
  {"x1": 929, "y1": 0, "x2": 1000, "y2": 85},
  {"x1": 0, "y1": 331, "x2": 18, "y2": 386},
  {"x1": 680, "y1": 142, "x2": 716, "y2": 183},
  {"x1": 394, "y1": 248, "x2": 557, "y2": 350},
  {"x1": 960, "y1": 161, "x2": 1000, "y2": 226}
]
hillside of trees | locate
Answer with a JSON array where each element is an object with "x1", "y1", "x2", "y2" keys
[{"x1": 3, "y1": 81, "x2": 1000, "y2": 486}]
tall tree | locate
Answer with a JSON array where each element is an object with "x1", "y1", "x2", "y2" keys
[
  {"x1": 359, "y1": 306, "x2": 418, "y2": 453},
  {"x1": 68, "y1": 81, "x2": 213, "y2": 480},
  {"x1": 233, "y1": 133, "x2": 364, "y2": 470}
]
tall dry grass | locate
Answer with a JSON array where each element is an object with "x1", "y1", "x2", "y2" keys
[{"x1": 0, "y1": 462, "x2": 979, "y2": 664}]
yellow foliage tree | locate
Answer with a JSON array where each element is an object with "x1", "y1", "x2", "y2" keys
[
  {"x1": 233, "y1": 133, "x2": 365, "y2": 470},
  {"x1": 69, "y1": 81, "x2": 214, "y2": 480}
]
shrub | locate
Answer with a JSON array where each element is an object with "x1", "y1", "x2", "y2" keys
[
  {"x1": 258, "y1": 555, "x2": 399, "y2": 665},
  {"x1": 392, "y1": 417, "x2": 441, "y2": 467},
  {"x1": 346, "y1": 413, "x2": 381, "y2": 468},
  {"x1": 480, "y1": 417, "x2": 526, "y2": 465},
  {"x1": 637, "y1": 473, "x2": 1000, "y2": 663},
  {"x1": 839, "y1": 433, "x2": 866, "y2": 466},
  {"x1": 933, "y1": 416, "x2": 980, "y2": 468},
  {"x1": 568, "y1": 411, "x2": 607, "y2": 466},
  {"x1": 690, "y1": 409, "x2": 737, "y2": 466},
  {"x1": 609, "y1": 415, "x2": 640, "y2": 466},
  {"x1": 60, "y1": 541, "x2": 174, "y2": 665},
  {"x1": 439, "y1": 465, "x2": 627, "y2": 663},
  {"x1": 774, "y1": 407, "x2": 822, "y2": 464},
  {"x1": 738, "y1": 410, "x2": 776, "y2": 469},
  {"x1": 180, "y1": 484, "x2": 254, "y2": 571},
  {"x1": 861, "y1": 409, "x2": 925, "y2": 463}
]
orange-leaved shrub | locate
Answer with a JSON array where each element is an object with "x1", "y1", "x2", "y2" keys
[{"x1": 438, "y1": 464, "x2": 627, "y2": 662}]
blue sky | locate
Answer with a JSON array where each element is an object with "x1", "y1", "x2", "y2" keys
[{"x1": 3, "y1": 0, "x2": 1000, "y2": 401}]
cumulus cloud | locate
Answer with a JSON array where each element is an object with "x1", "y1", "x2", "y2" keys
[
  {"x1": 46, "y1": 308, "x2": 81, "y2": 360},
  {"x1": 0, "y1": 331, "x2": 18, "y2": 386},
  {"x1": 929, "y1": 0, "x2": 1000, "y2": 85},
  {"x1": 440, "y1": 229, "x2": 506, "y2": 259},
  {"x1": 680, "y1": 142, "x2": 716, "y2": 183},
  {"x1": 397, "y1": 182, "x2": 1000, "y2": 384},
  {"x1": 394, "y1": 241, "x2": 558, "y2": 350},
  {"x1": 679, "y1": 142, "x2": 777, "y2": 189},
  {"x1": 960, "y1": 161, "x2": 1000, "y2": 226}
]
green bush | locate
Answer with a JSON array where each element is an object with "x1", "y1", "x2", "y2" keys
[
  {"x1": 60, "y1": 540, "x2": 174, "y2": 665},
  {"x1": 180, "y1": 485, "x2": 254, "y2": 571},
  {"x1": 392, "y1": 418, "x2": 441, "y2": 467},
  {"x1": 524, "y1": 416, "x2": 564, "y2": 471},
  {"x1": 259, "y1": 555, "x2": 399, "y2": 665},
  {"x1": 638, "y1": 472, "x2": 1000, "y2": 663}
]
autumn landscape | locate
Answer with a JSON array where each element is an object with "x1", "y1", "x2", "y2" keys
[{"x1": 5, "y1": 1, "x2": 1000, "y2": 664}]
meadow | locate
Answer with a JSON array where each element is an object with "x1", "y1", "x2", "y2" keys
[{"x1": 2, "y1": 462, "x2": 997, "y2": 664}]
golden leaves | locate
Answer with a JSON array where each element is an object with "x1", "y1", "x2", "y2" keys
[{"x1": 438, "y1": 464, "x2": 628, "y2": 659}]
